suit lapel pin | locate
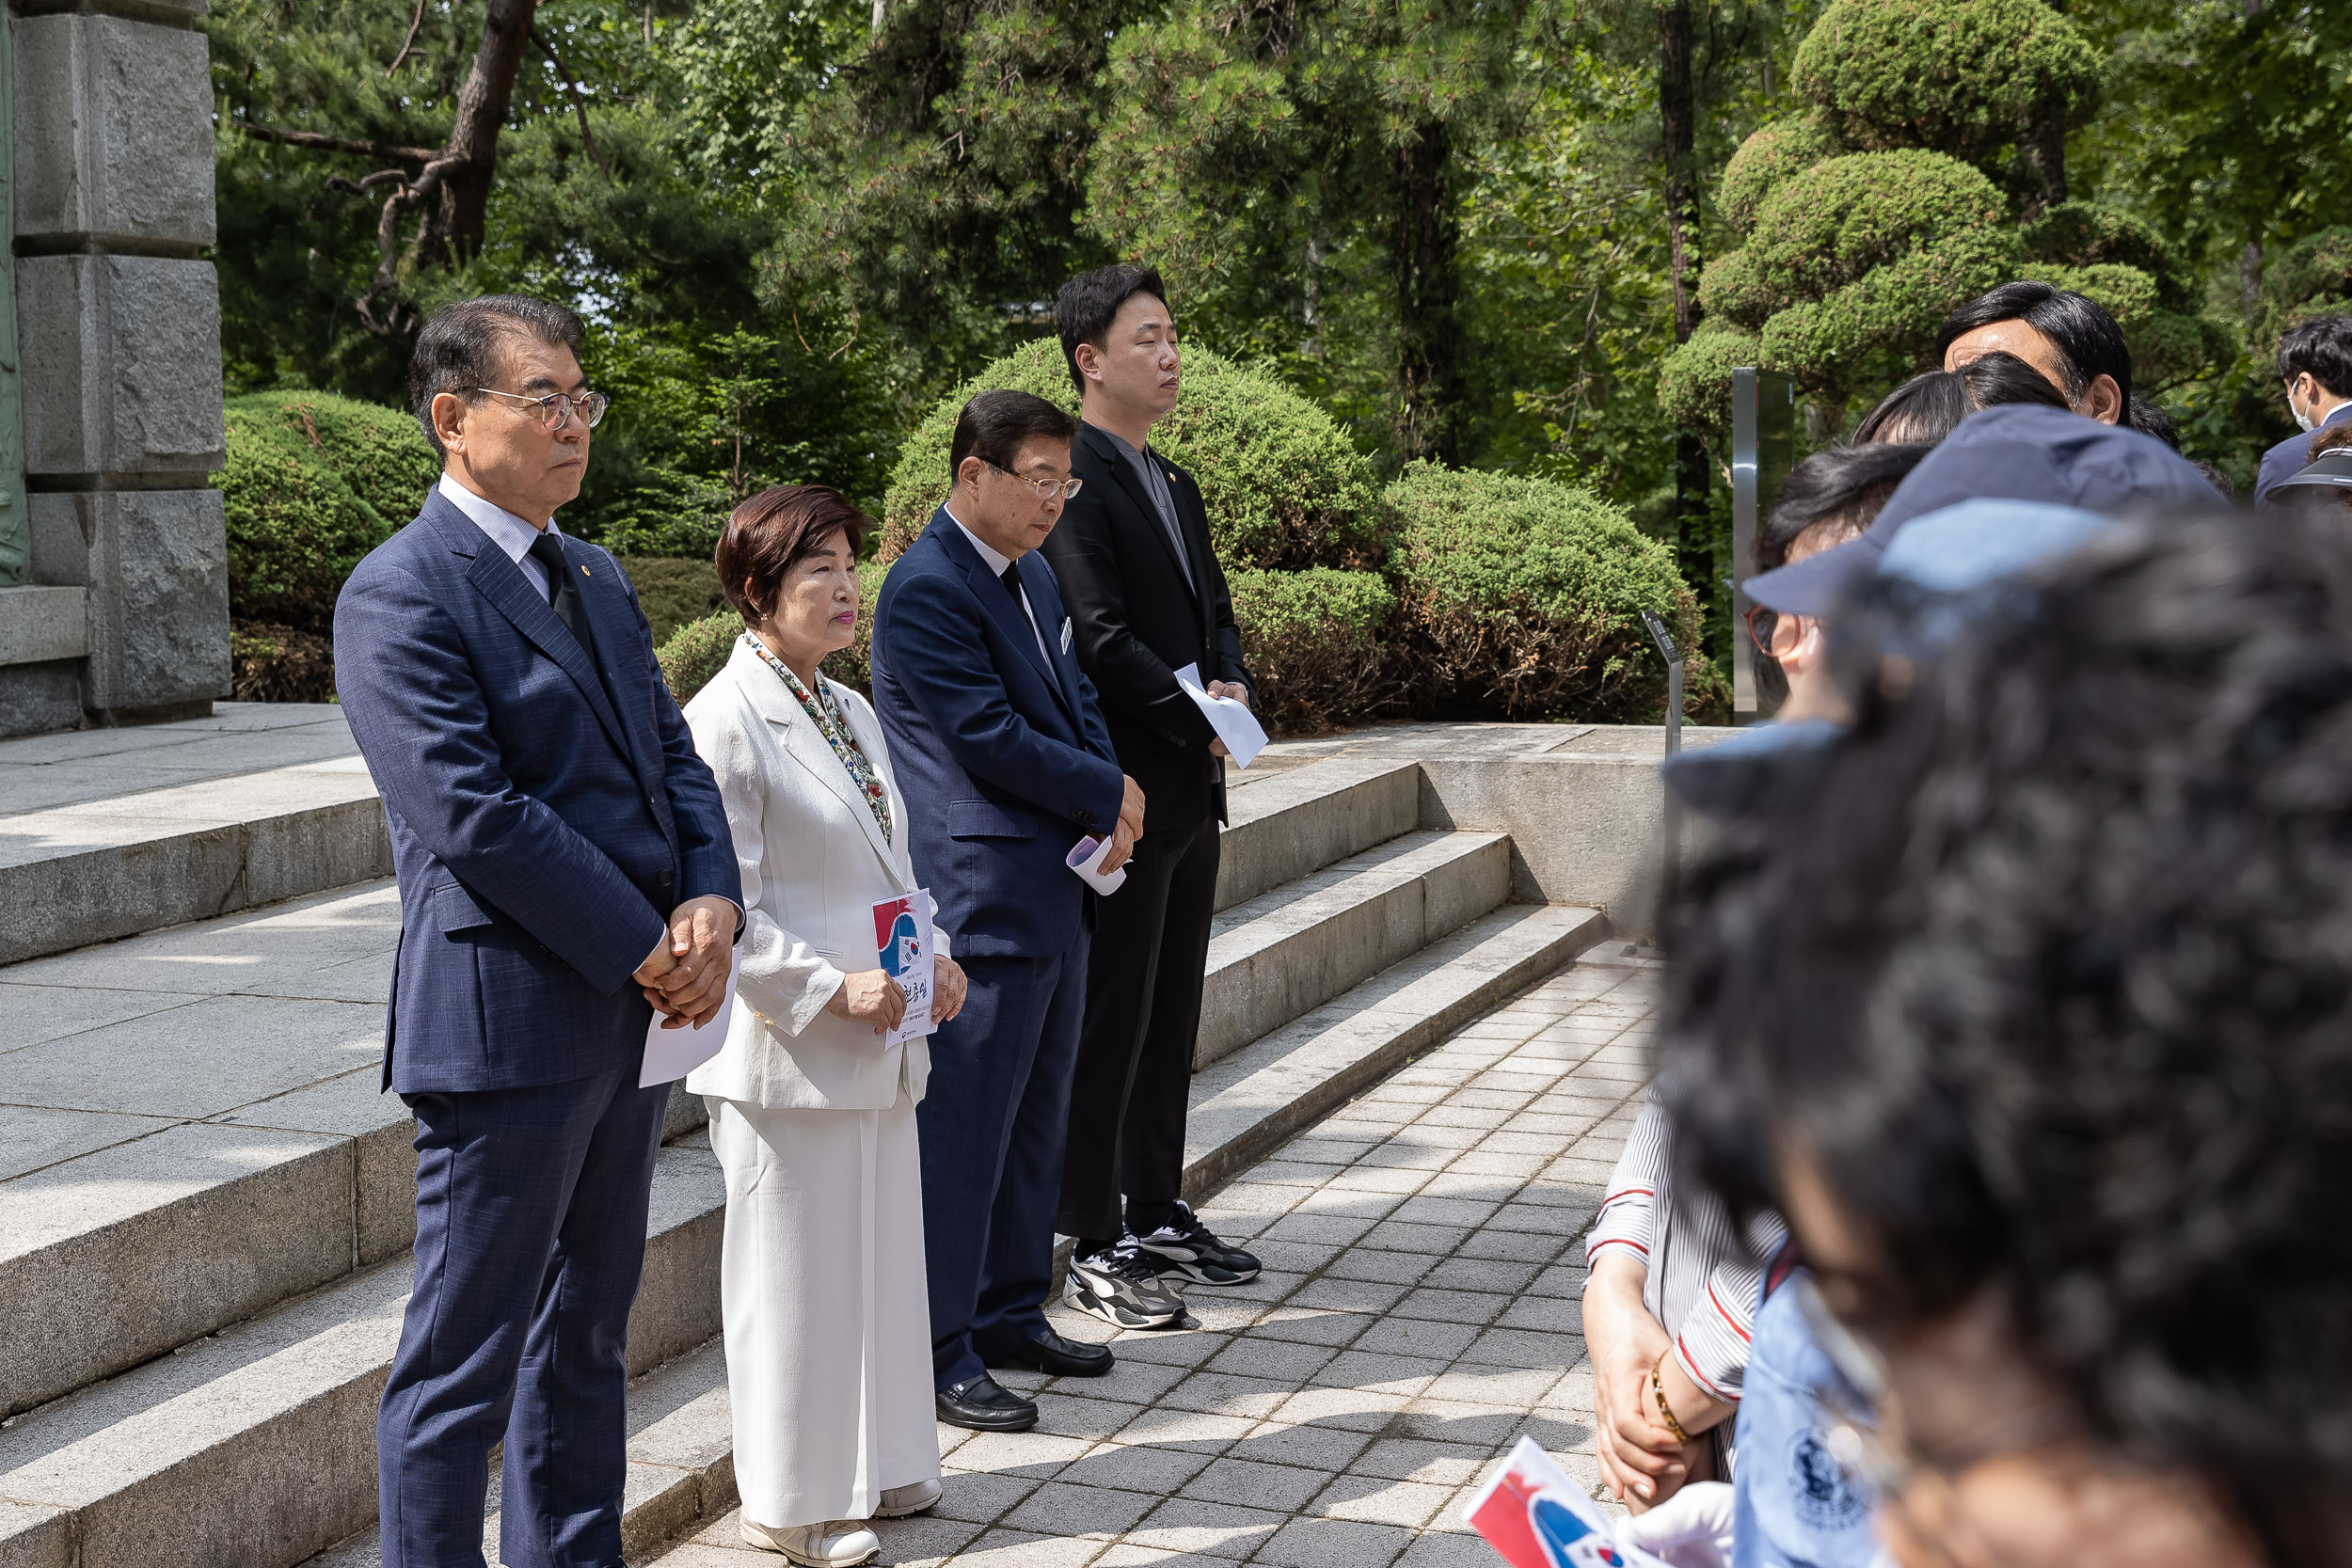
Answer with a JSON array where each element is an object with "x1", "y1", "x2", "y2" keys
[{"x1": 581, "y1": 564, "x2": 592, "y2": 578}]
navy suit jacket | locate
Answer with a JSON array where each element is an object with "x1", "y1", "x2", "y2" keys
[
  {"x1": 870, "y1": 509, "x2": 1126, "y2": 959},
  {"x1": 2255, "y1": 400, "x2": 2352, "y2": 507},
  {"x1": 333, "y1": 488, "x2": 739, "y2": 1094}
]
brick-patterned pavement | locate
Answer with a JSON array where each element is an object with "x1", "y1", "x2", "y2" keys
[{"x1": 652, "y1": 949, "x2": 1659, "y2": 1568}]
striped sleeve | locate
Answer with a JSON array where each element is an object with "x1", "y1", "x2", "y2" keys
[
  {"x1": 1669, "y1": 1210, "x2": 1789, "y2": 1402},
  {"x1": 1584, "y1": 1098, "x2": 1669, "y2": 1269}
]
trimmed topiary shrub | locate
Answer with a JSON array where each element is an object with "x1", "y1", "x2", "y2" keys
[
  {"x1": 215, "y1": 391, "x2": 438, "y2": 699},
  {"x1": 1792, "y1": 0, "x2": 2098, "y2": 165},
  {"x1": 1718, "y1": 116, "x2": 1839, "y2": 233},
  {"x1": 1661, "y1": 0, "x2": 2229, "y2": 428},
  {"x1": 1382, "y1": 464, "x2": 1699, "y2": 722},
  {"x1": 879, "y1": 338, "x2": 1379, "y2": 571},
  {"x1": 623, "y1": 557, "x2": 728, "y2": 647},
  {"x1": 1226, "y1": 567, "x2": 1399, "y2": 736},
  {"x1": 658, "y1": 611, "x2": 741, "y2": 705}
]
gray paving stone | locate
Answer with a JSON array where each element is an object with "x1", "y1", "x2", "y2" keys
[{"x1": 1180, "y1": 1454, "x2": 1328, "y2": 1513}]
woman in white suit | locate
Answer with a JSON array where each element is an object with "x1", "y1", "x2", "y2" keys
[{"x1": 682, "y1": 484, "x2": 968, "y2": 1567}]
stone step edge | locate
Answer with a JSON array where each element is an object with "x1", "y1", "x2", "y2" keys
[
  {"x1": 0, "y1": 1144, "x2": 725, "y2": 1568},
  {"x1": 1195, "y1": 830, "x2": 1512, "y2": 1069},
  {"x1": 354, "y1": 906, "x2": 1616, "y2": 1568},
  {"x1": 0, "y1": 1086, "x2": 707, "y2": 1422},
  {"x1": 1213, "y1": 755, "x2": 1421, "y2": 914},
  {"x1": 1052, "y1": 902, "x2": 1610, "y2": 1289},
  {"x1": 0, "y1": 833, "x2": 1487, "y2": 1414},
  {"x1": 0, "y1": 770, "x2": 391, "y2": 965},
  {"x1": 294, "y1": 1338, "x2": 739, "y2": 1568},
  {"x1": 1184, "y1": 903, "x2": 1610, "y2": 1197}
]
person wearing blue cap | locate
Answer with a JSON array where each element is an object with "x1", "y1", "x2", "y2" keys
[{"x1": 1743, "y1": 404, "x2": 2223, "y2": 638}]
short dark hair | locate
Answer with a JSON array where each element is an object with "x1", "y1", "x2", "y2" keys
[
  {"x1": 1934, "y1": 281, "x2": 2134, "y2": 409},
  {"x1": 1852, "y1": 351, "x2": 2070, "y2": 444},
  {"x1": 948, "y1": 389, "x2": 1079, "y2": 479},
  {"x1": 1664, "y1": 507, "x2": 2352, "y2": 1557},
  {"x1": 409, "y1": 294, "x2": 586, "y2": 457},
  {"x1": 2277, "y1": 315, "x2": 2352, "y2": 400},
  {"x1": 1054, "y1": 264, "x2": 1171, "y2": 397},
  {"x1": 716, "y1": 484, "x2": 869, "y2": 626},
  {"x1": 2126, "y1": 394, "x2": 2182, "y2": 450},
  {"x1": 1756, "y1": 442, "x2": 1931, "y2": 574}
]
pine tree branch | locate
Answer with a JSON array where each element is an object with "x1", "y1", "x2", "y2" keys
[
  {"x1": 387, "y1": 0, "x2": 428, "y2": 78},
  {"x1": 230, "y1": 120, "x2": 440, "y2": 164},
  {"x1": 532, "y1": 24, "x2": 611, "y2": 173}
]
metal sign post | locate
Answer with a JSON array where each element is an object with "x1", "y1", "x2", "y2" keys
[{"x1": 1641, "y1": 609, "x2": 1683, "y2": 894}]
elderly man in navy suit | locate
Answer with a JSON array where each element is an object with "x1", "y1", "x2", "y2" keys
[
  {"x1": 333, "y1": 295, "x2": 741, "y2": 1568},
  {"x1": 871, "y1": 389, "x2": 1146, "y2": 1433}
]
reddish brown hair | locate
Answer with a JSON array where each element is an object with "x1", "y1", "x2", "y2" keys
[{"x1": 716, "y1": 484, "x2": 869, "y2": 625}]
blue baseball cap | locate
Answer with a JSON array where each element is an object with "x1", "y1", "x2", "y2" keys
[{"x1": 1744, "y1": 404, "x2": 2222, "y2": 619}]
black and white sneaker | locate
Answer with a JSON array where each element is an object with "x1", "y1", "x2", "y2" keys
[
  {"x1": 1064, "y1": 1237, "x2": 1187, "y2": 1329},
  {"x1": 1132, "y1": 1201, "x2": 1262, "y2": 1285}
]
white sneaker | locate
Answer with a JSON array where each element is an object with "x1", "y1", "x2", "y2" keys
[
  {"x1": 877, "y1": 1477, "x2": 943, "y2": 1516},
  {"x1": 739, "y1": 1516, "x2": 882, "y2": 1565}
]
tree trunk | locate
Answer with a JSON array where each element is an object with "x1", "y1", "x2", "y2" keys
[
  {"x1": 1659, "y1": 1, "x2": 1697, "y2": 347},
  {"x1": 2241, "y1": 241, "x2": 2264, "y2": 325},
  {"x1": 1392, "y1": 122, "x2": 1464, "y2": 466},
  {"x1": 1658, "y1": 1, "x2": 1711, "y2": 622},
  {"x1": 2025, "y1": 106, "x2": 2067, "y2": 217},
  {"x1": 418, "y1": 0, "x2": 540, "y2": 267}
]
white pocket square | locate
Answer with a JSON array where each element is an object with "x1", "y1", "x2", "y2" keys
[{"x1": 1060, "y1": 618, "x2": 1073, "y2": 654}]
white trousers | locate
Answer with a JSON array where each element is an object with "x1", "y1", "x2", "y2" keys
[{"x1": 707, "y1": 1095, "x2": 940, "y2": 1528}]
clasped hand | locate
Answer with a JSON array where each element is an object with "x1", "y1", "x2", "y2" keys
[
  {"x1": 826, "y1": 955, "x2": 970, "y2": 1035},
  {"x1": 635, "y1": 895, "x2": 739, "y2": 1030}
]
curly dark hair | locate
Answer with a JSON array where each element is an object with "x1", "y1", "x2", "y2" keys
[{"x1": 1659, "y1": 506, "x2": 2352, "y2": 1564}]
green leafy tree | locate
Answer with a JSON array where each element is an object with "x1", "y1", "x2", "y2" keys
[
  {"x1": 755, "y1": 0, "x2": 1128, "y2": 388},
  {"x1": 1659, "y1": 0, "x2": 2228, "y2": 435},
  {"x1": 1084, "y1": 0, "x2": 1530, "y2": 464}
]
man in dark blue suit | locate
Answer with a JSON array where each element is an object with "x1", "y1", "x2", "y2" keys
[
  {"x1": 332, "y1": 295, "x2": 742, "y2": 1568},
  {"x1": 872, "y1": 389, "x2": 1146, "y2": 1432},
  {"x1": 2256, "y1": 315, "x2": 2352, "y2": 507}
]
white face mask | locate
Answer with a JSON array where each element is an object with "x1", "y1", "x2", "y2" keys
[{"x1": 2291, "y1": 377, "x2": 2331, "y2": 433}]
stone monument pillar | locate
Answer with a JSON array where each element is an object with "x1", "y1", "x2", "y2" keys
[{"x1": 0, "y1": 0, "x2": 227, "y2": 736}]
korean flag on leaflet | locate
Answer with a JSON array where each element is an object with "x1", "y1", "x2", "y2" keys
[
  {"x1": 871, "y1": 891, "x2": 938, "y2": 1049},
  {"x1": 1464, "y1": 1438, "x2": 1671, "y2": 1568}
]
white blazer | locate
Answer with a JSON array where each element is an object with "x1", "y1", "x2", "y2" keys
[{"x1": 682, "y1": 636, "x2": 946, "y2": 1111}]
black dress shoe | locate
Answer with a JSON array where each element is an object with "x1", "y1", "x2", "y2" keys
[
  {"x1": 935, "y1": 1373, "x2": 1039, "y2": 1432},
  {"x1": 989, "y1": 1327, "x2": 1115, "y2": 1377}
]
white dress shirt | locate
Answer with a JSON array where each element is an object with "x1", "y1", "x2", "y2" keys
[
  {"x1": 438, "y1": 472, "x2": 559, "y2": 600},
  {"x1": 945, "y1": 505, "x2": 1051, "y2": 665}
]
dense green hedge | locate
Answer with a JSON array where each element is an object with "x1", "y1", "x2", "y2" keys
[
  {"x1": 1226, "y1": 568, "x2": 1399, "y2": 735},
  {"x1": 214, "y1": 391, "x2": 438, "y2": 700},
  {"x1": 879, "y1": 338, "x2": 1380, "y2": 571},
  {"x1": 875, "y1": 341, "x2": 1707, "y2": 731},
  {"x1": 1383, "y1": 464, "x2": 1703, "y2": 722}
]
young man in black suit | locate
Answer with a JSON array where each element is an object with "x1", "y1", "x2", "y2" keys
[{"x1": 1041, "y1": 263, "x2": 1263, "y2": 1328}]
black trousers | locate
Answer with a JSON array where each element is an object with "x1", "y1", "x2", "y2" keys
[{"x1": 1056, "y1": 811, "x2": 1221, "y2": 1240}]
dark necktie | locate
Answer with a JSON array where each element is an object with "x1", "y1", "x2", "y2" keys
[
  {"x1": 528, "y1": 530, "x2": 597, "y2": 660},
  {"x1": 997, "y1": 562, "x2": 1027, "y2": 618}
]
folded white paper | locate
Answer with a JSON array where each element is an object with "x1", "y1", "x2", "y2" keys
[
  {"x1": 639, "y1": 963, "x2": 738, "y2": 1087},
  {"x1": 1067, "y1": 832, "x2": 1129, "y2": 895},
  {"x1": 1173, "y1": 662, "x2": 1269, "y2": 768},
  {"x1": 873, "y1": 891, "x2": 939, "y2": 1048}
]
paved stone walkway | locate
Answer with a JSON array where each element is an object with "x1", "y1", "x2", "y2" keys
[{"x1": 652, "y1": 950, "x2": 1658, "y2": 1568}]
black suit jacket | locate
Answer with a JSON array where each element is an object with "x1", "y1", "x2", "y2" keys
[{"x1": 1041, "y1": 421, "x2": 1253, "y2": 827}]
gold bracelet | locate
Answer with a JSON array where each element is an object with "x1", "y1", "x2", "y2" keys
[{"x1": 1650, "y1": 1356, "x2": 1692, "y2": 1444}]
